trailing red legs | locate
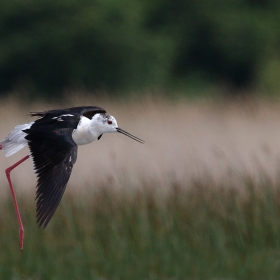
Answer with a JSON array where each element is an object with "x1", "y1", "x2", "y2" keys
[{"x1": 0, "y1": 145, "x2": 29, "y2": 250}]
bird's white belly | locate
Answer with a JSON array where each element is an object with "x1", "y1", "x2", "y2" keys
[
  {"x1": 72, "y1": 127, "x2": 96, "y2": 145},
  {"x1": 72, "y1": 116, "x2": 97, "y2": 145}
]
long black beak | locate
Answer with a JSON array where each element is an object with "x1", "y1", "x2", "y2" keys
[{"x1": 116, "y1": 128, "x2": 145, "y2": 144}]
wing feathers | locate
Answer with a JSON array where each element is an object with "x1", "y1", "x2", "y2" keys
[
  {"x1": 25, "y1": 127, "x2": 77, "y2": 228},
  {"x1": 36, "y1": 163, "x2": 69, "y2": 228}
]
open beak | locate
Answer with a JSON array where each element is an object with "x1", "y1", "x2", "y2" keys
[{"x1": 116, "y1": 128, "x2": 145, "y2": 144}]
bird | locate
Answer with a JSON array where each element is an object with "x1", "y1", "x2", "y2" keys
[{"x1": 0, "y1": 106, "x2": 144, "y2": 250}]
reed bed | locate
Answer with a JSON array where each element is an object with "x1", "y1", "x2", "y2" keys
[{"x1": 2, "y1": 95, "x2": 280, "y2": 195}]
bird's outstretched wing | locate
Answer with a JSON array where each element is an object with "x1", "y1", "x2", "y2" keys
[
  {"x1": 23, "y1": 106, "x2": 107, "y2": 227},
  {"x1": 24, "y1": 127, "x2": 77, "y2": 228}
]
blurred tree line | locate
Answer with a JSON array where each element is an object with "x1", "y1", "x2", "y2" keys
[{"x1": 0, "y1": 0, "x2": 280, "y2": 98}]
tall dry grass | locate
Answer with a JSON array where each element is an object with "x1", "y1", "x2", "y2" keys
[{"x1": 1, "y1": 95, "x2": 280, "y2": 197}]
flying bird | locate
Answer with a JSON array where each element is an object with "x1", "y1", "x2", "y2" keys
[{"x1": 0, "y1": 106, "x2": 144, "y2": 250}]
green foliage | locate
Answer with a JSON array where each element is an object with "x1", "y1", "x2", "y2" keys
[
  {"x1": 0, "y1": 0, "x2": 172, "y2": 96},
  {"x1": 0, "y1": 0, "x2": 280, "y2": 97},
  {"x1": 1, "y1": 181, "x2": 280, "y2": 279},
  {"x1": 146, "y1": 0, "x2": 280, "y2": 91}
]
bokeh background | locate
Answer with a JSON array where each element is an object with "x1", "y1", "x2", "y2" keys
[{"x1": 1, "y1": 1, "x2": 280, "y2": 279}]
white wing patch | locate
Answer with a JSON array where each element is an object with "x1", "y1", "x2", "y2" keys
[{"x1": 52, "y1": 114, "x2": 74, "y2": 121}]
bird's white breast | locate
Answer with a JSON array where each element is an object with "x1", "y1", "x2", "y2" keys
[{"x1": 72, "y1": 116, "x2": 97, "y2": 145}]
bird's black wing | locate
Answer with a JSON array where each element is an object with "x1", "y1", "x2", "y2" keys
[
  {"x1": 30, "y1": 106, "x2": 106, "y2": 123},
  {"x1": 24, "y1": 127, "x2": 78, "y2": 228},
  {"x1": 24, "y1": 106, "x2": 106, "y2": 227}
]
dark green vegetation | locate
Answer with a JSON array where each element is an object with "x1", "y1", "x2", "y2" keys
[
  {"x1": 1, "y1": 181, "x2": 280, "y2": 279},
  {"x1": 1, "y1": 0, "x2": 280, "y2": 97}
]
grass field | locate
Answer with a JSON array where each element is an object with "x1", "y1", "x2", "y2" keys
[
  {"x1": 1, "y1": 96, "x2": 280, "y2": 279},
  {"x1": 1, "y1": 180, "x2": 280, "y2": 279}
]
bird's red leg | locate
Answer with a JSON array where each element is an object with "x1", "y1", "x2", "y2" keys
[{"x1": 5, "y1": 155, "x2": 30, "y2": 251}]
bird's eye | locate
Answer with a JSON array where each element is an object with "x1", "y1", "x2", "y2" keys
[{"x1": 107, "y1": 120, "x2": 112, "y2": 125}]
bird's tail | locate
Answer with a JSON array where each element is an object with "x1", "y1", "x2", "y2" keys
[{"x1": 0, "y1": 122, "x2": 33, "y2": 157}]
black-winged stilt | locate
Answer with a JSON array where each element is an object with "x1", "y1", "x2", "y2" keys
[{"x1": 0, "y1": 106, "x2": 144, "y2": 250}]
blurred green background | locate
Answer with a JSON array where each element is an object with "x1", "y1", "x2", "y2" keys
[{"x1": 1, "y1": 0, "x2": 280, "y2": 99}]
